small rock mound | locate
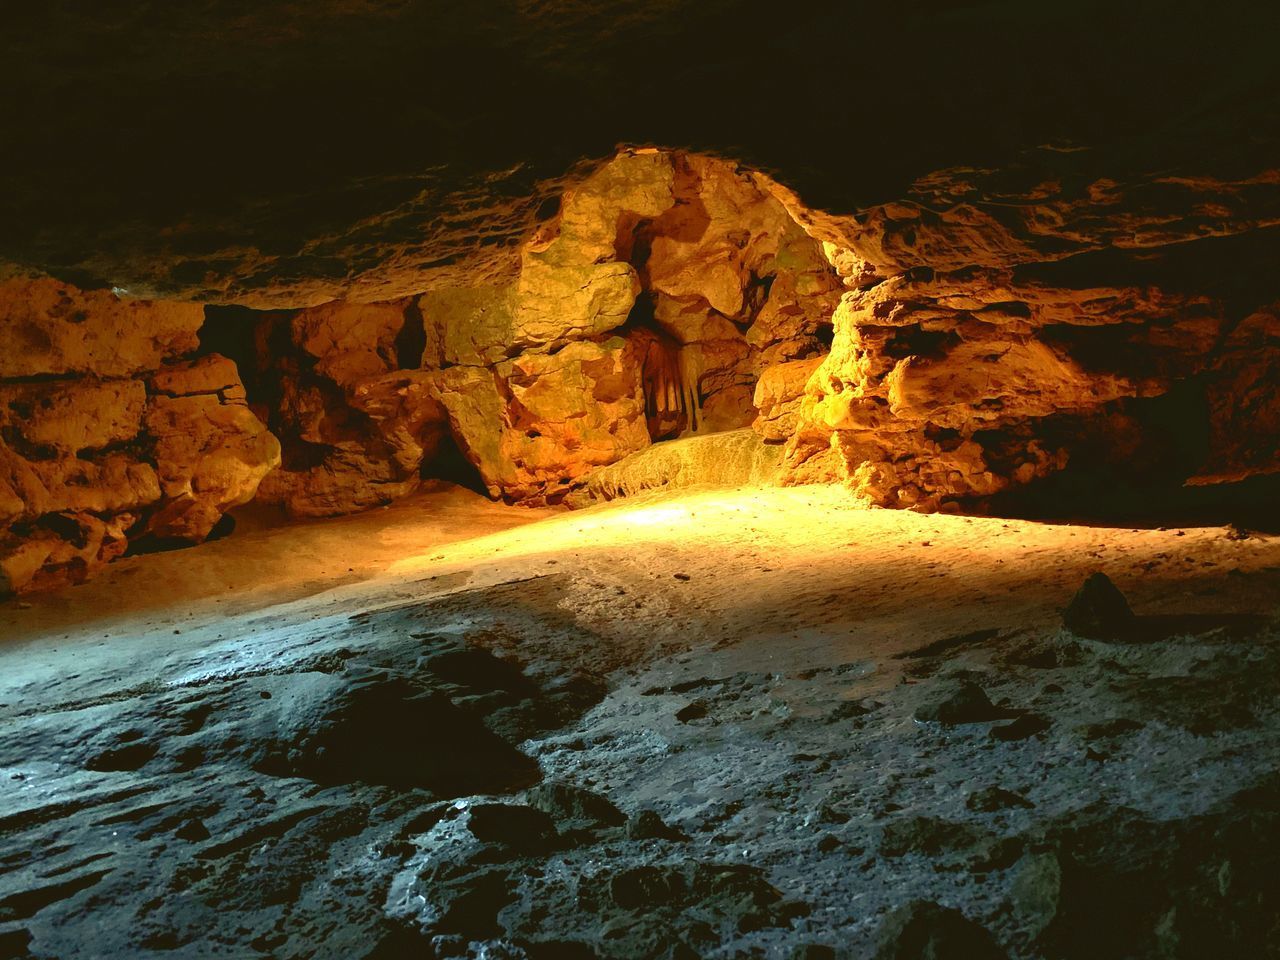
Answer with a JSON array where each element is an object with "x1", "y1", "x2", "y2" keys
[
  {"x1": 874, "y1": 900, "x2": 1005, "y2": 960},
  {"x1": 526, "y1": 782, "x2": 626, "y2": 832},
  {"x1": 914, "y1": 681, "x2": 1004, "y2": 725},
  {"x1": 1063, "y1": 572, "x2": 1134, "y2": 640}
]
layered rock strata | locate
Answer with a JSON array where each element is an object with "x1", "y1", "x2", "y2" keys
[
  {"x1": 772, "y1": 156, "x2": 1280, "y2": 510},
  {"x1": 241, "y1": 150, "x2": 840, "y2": 511},
  {"x1": 0, "y1": 279, "x2": 279, "y2": 594},
  {"x1": 5, "y1": 146, "x2": 1280, "y2": 590}
]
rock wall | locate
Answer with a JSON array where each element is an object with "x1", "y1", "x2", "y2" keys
[
  {"x1": 769, "y1": 154, "x2": 1280, "y2": 511},
  {"x1": 239, "y1": 149, "x2": 840, "y2": 512},
  {"x1": 0, "y1": 279, "x2": 279, "y2": 594},
  {"x1": 5, "y1": 146, "x2": 1280, "y2": 591}
]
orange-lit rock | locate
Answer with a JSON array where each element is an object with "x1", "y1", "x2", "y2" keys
[
  {"x1": 0, "y1": 278, "x2": 204, "y2": 378},
  {"x1": 752, "y1": 356, "x2": 825, "y2": 442},
  {"x1": 778, "y1": 154, "x2": 1280, "y2": 509},
  {"x1": 0, "y1": 280, "x2": 274, "y2": 590},
  {"x1": 1193, "y1": 304, "x2": 1280, "y2": 485},
  {"x1": 405, "y1": 149, "x2": 840, "y2": 505},
  {"x1": 292, "y1": 299, "x2": 417, "y2": 389},
  {"x1": 144, "y1": 355, "x2": 281, "y2": 540},
  {"x1": 438, "y1": 338, "x2": 651, "y2": 504},
  {"x1": 0, "y1": 379, "x2": 147, "y2": 456}
]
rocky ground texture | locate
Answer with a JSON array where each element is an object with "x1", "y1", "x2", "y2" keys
[{"x1": 0, "y1": 484, "x2": 1277, "y2": 958}]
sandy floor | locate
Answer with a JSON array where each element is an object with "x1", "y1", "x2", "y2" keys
[
  {"x1": 4, "y1": 481, "x2": 1275, "y2": 665},
  {"x1": 2, "y1": 482, "x2": 1278, "y2": 959}
]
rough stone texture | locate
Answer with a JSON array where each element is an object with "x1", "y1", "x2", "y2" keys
[
  {"x1": 0, "y1": 379, "x2": 147, "y2": 457},
  {"x1": 753, "y1": 357, "x2": 826, "y2": 443},
  {"x1": 779, "y1": 155, "x2": 1280, "y2": 510},
  {"x1": 144, "y1": 356, "x2": 282, "y2": 540},
  {"x1": 4, "y1": 2, "x2": 1277, "y2": 307},
  {"x1": 0, "y1": 278, "x2": 204, "y2": 378},
  {"x1": 246, "y1": 299, "x2": 450, "y2": 518},
  {"x1": 237, "y1": 150, "x2": 838, "y2": 511},
  {"x1": 0, "y1": 283, "x2": 278, "y2": 593},
  {"x1": 566, "y1": 428, "x2": 785, "y2": 506},
  {"x1": 186, "y1": 145, "x2": 1280, "y2": 516},
  {"x1": 1194, "y1": 303, "x2": 1280, "y2": 485}
]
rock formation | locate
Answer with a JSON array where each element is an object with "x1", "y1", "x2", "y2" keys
[
  {"x1": 226, "y1": 150, "x2": 840, "y2": 511},
  {"x1": 0, "y1": 280, "x2": 278, "y2": 594},
  {"x1": 773, "y1": 156, "x2": 1280, "y2": 511},
  {"x1": 4, "y1": 143, "x2": 1280, "y2": 591}
]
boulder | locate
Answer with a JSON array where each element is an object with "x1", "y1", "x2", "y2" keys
[
  {"x1": 753, "y1": 356, "x2": 825, "y2": 442},
  {"x1": 1063, "y1": 573, "x2": 1135, "y2": 641},
  {"x1": 144, "y1": 355, "x2": 281, "y2": 540},
  {"x1": 0, "y1": 378, "x2": 147, "y2": 456},
  {"x1": 873, "y1": 900, "x2": 1005, "y2": 960}
]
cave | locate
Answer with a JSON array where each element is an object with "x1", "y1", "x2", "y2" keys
[{"x1": 2, "y1": 4, "x2": 1280, "y2": 958}]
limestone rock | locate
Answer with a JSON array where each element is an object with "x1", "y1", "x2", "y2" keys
[
  {"x1": 567, "y1": 428, "x2": 785, "y2": 506},
  {"x1": 255, "y1": 448, "x2": 420, "y2": 520},
  {"x1": 1192, "y1": 304, "x2": 1280, "y2": 485},
  {"x1": 256, "y1": 367, "x2": 450, "y2": 519},
  {"x1": 0, "y1": 443, "x2": 161, "y2": 521},
  {"x1": 779, "y1": 164, "x2": 1280, "y2": 510},
  {"x1": 419, "y1": 283, "x2": 517, "y2": 367},
  {"x1": 0, "y1": 378, "x2": 147, "y2": 456},
  {"x1": 433, "y1": 366, "x2": 510, "y2": 500},
  {"x1": 144, "y1": 355, "x2": 281, "y2": 540},
  {"x1": 493, "y1": 337, "x2": 651, "y2": 503},
  {"x1": 292, "y1": 299, "x2": 414, "y2": 389},
  {"x1": 753, "y1": 356, "x2": 825, "y2": 442},
  {"x1": 512, "y1": 259, "x2": 640, "y2": 349},
  {"x1": 348, "y1": 370, "x2": 448, "y2": 476},
  {"x1": 0, "y1": 512, "x2": 133, "y2": 595},
  {"x1": 0, "y1": 278, "x2": 204, "y2": 378}
]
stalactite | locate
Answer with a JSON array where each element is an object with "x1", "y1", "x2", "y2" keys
[{"x1": 637, "y1": 328, "x2": 705, "y2": 441}]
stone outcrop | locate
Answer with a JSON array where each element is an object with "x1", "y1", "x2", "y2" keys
[
  {"x1": 7, "y1": 141, "x2": 1280, "y2": 589},
  {"x1": 0, "y1": 280, "x2": 278, "y2": 594},
  {"x1": 241, "y1": 149, "x2": 840, "y2": 511},
  {"x1": 145, "y1": 356, "x2": 281, "y2": 540},
  {"x1": 774, "y1": 153, "x2": 1280, "y2": 510},
  {"x1": 247, "y1": 299, "x2": 451, "y2": 517},
  {"x1": 566, "y1": 428, "x2": 785, "y2": 506},
  {"x1": 0, "y1": 278, "x2": 205, "y2": 378}
]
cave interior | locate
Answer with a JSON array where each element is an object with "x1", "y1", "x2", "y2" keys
[{"x1": 2, "y1": 3, "x2": 1280, "y2": 959}]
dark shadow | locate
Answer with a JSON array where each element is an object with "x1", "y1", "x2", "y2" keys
[
  {"x1": 423, "y1": 433, "x2": 488, "y2": 496},
  {"x1": 124, "y1": 513, "x2": 237, "y2": 557},
  {"x1": 981, "y1": 383, "x2": 1280, "y2": 530},
  {"x1": 1112, "y1": 612, "x2": 1272, "y2": 644}
]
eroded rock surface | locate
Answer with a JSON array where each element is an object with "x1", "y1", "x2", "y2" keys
[
  {"x1": 226, "y1": 149, "x2": 839, "y2": 511},
  {"x1": 0, "y1": 281, "x2": 277, "y2": 593},
  {"x1": 6, "y1": 144, "x2": 1280, "y2": 588},
  {"x1": 777, "y1": 155, "x2": 1280, "y2": 510},
  {"x1": 2, "y1": 518, "x2": 1278, "y2": 959}
]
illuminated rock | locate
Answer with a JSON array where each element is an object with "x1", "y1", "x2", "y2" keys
[
  {"x1": 782, "y1": 158, "x2": 1280, "y2": 509},
  {"x1": 0, "y1": 278, "x2": 204, "y2": 378},
  {"x1": 143, "y1": 355, "x2": 281, "y2": 540},
  {"x1": 752, "y1": 356, "x2": 825, "y2": 442},
  {"x1": 0, "y1": 378, "x2": 147, "y2": 456},
  {"x1": 443, "y1": 337, "x2": 651, "y2": 504}
]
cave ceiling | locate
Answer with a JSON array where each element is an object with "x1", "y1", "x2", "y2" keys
[{"x1": 4, "y1": 1, "x2": 1279, "y2": 307}]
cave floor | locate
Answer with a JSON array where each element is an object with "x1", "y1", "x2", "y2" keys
[{"x1": 1, "y1": 483, "x2": 1279, "y2": 959}]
